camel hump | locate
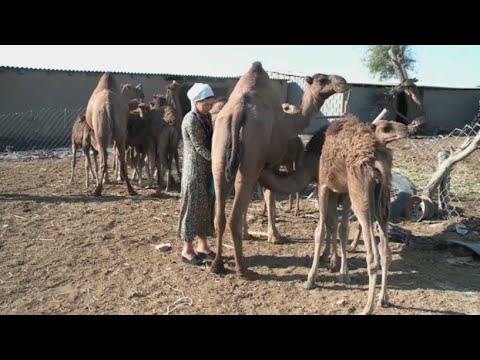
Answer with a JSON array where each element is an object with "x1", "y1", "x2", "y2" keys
[
  {"x1": 251, "y1": 61, "x2": 264, "y2": 72},
  {"x1": 96, "y1": 72, "x2": 117, "y2": 92}
]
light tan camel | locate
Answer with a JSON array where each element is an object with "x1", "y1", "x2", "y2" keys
[
  {"x1": 211, "y1": 62, "x2": 347, "y2": 277},
  {"x1": 85, "y1": 73, "x2": 138, "y2": 196},
  {"x1": 305, "y1": 115, "x2": 393, "y2": 315}
]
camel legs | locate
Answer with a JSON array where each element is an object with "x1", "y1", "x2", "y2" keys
[
  {"x1": 211, "y1": 171, "x2": 231, "y2": 275},
  {"x1": 348, "y1": 223, "x2": 362, "y2": 252},
  {"x1": 265, "y1": 188, "x2": 288, "y2": 244},
  {"x1": 338, "y1": 196, "x2": 351, "y2": 283},
  {"x1": 376, "y1": 219, "x2": 391, "y2": 307},
  {"x1": 228, "y1": 175, "x2": 258, "y2": 277},
  {"x1": 83, "y1": 147, "x2": 97, "y2": 189},
  {"x1": 117, "y1": 141, "x2": 137, "y2": 196},
  {"x1": 91, "y1": 150, "x2": 99, "y2": 186},
  {"x1": 306, "y1": 185, "x2": 329, "y2": 289},
  {"x1": 325, "y1": 194, "x2": 340, "y2": 272},
  {"x1": 350, "y1": 183, "x2": 379, "y2": 315},
  {"x1": 174, "y1": 148, "x2": 181, "y2": 181},
  {"x1": 94, "y1": 145, "x2": 108, "y2": 196},
  {"x1": 69, "y1": 143, "x2": 78, "y2": 185}
]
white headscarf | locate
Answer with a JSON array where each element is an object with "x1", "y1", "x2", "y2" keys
[{"x1": 187, "y1": 83, "x2": 214, "y2": 112}]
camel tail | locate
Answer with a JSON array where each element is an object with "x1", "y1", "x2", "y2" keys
[
  {"x1": 225, "y1": 97, "x2": 247, "y2": 182},
  {"x1": 105, "y1": 102, "x2": 115, "y2": 146}
]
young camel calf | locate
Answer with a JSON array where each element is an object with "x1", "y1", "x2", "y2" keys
[
  {"x1": 307, "y1": 115, "x2": 394, "y2": 315},
  {"x1": 69, "y1": 114, "x2": 99, "y2": 188}
]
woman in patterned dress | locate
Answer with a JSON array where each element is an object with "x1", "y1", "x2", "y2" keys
[{"x1": 177, "y1": 83, "x2": 216, "y2": 266}]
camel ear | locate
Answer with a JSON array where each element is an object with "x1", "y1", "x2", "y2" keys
[
  {"x1": 136, "y1": 84, "x2": 143, "y2": 90},
  {"x1": 366, "y1": 122, "x2": 376, "y2": 130},
  {"x1": 305, "y1": 76, "x2": 313, "y2": 85},
  {"x1": 282, "y1": 103, "x2": 290, "y2": 112}
]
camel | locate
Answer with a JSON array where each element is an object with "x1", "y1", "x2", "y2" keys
[
  {"x1": 261, "y1": 135, "x2": 304, "y2": 217},
  {"x1": 210, "y1": 62, "x2": 347, "y2": 277},
  {"x1": 305, "y1": 115, "x2": 393, "y2": 315},
  {"x1": 85, "y1": 73, "x2": 138, "y2": 196},
  {"x1": 69, "y1": 114, "x2": 99, "y2": 188},
  {"x1": 259, "y1": 119, "x2": 408, "y2": 274},
  {"x1": 164, "y1": 81, "x2": 183, "y2": 186},
  {"x1": 147, "y1": 98, "x2": 180, "y2": 192}
]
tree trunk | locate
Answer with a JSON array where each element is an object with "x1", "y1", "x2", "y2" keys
[
  {"x1": 422, "y1": 132, "x2": 480, "y2": 199},
  {"x1": 388, "y1": 48, "x2": 427, "y2": 128}
]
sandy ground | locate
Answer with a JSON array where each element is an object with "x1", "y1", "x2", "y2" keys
[{"x1": 0, "y1": 155, "x2": 479, "y2": 315}]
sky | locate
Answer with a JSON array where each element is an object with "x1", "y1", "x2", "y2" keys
[{"x1": 1, "y1": 45, "x2": 479, "y2": 88}]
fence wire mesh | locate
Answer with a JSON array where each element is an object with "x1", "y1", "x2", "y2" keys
[
  {"x1": 390, "y1": 120, "x2": 480, "y2": 219},
  {"x1": 1, "y1": 100, "x2": 479, "y2": 220},
  {"x1": 0, "y1": 107, "x2": 86, "y2": 152}
]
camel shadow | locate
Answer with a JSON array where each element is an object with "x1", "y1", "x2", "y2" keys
[{"x1": 0, "y1": 193, "x2": 158, "y2": 204}]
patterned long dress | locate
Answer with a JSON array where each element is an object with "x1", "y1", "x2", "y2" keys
[{"x1": 176, "y1": 111, "x2": 215, "y2": 242}]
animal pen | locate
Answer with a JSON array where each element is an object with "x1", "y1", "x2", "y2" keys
[{"x1": 1, "y1": 89, "x2": 480, "y2": 220}]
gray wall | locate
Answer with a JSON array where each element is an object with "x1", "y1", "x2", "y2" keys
[
  {"x1": 0, "y1": 67, "x2": 288, "y2": 150},
  {"x1": 0, "y1": 67, "x2": 285, "y2": 113},
  {"x1": 422, "y1": 88, "x2": 480, "y2": 131}
]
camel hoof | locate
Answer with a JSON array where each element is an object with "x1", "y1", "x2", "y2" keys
[
  {"x1": 268, "y1": 235, "x2": 290, "y2": 244},
  {"x1": 93, "y1": 191, "x2": 102, "y2": 197},
  {"x1": 361, "y1": 307, "x2": 374, "y2": 315},
  {"x1": 305, "y1": 279, "x2": 316, "y2": 290},
  {"x1": 329, "y1": 260, "x2": 340, "y2": 273},
  {"x1": 210, "y1": 262, "x2": 227, "y2": 274},
  {"x1": 128, "y1": 190, "x2": 138, "y2": 196},
  {"x1": 238, "y1": 269, "x2": 259, "y2": 280},
  {"x1": 378, "y1": 298, "x2": 390, "y2": 308},
  {"x1": 320, "y1": 252, "x2": 330, "y2": 262},
  {"x1": 294, "y1": 211, "x2": 300, "y2": 217},
  {"x1": 347, "y1": 245, "x2": 358, "y2": 253}
]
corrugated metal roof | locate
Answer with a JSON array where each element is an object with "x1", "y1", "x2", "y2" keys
[
  {"x1": 0, "y1": 65, "x2": 244, "y2": 80},
  {"x1": 2, "y1": 65, "x2": 478, "y2": 90},
  {"x1": 346, "y1": 82, "x2": 480, "y2": 91},
  {"x1": 267, "y1": 70, "x2": 480, "y2": 91}
]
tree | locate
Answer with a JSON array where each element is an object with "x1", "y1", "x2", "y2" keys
[
  {"x1": 363, "y1": 45, "x2": 416, "y2": 81},
  {"x1": 364, "y1": 45, "x2": 426, "y2": 130}
]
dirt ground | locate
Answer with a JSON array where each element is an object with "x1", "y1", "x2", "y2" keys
[{"x1": 0, "y1": 155, "x2": 479, "y2": 315}]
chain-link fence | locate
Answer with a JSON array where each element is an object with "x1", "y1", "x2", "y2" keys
[
  {"x1": 390, "y1": 119, "x2": 480, "y2": 219},
  {"x1": 0, "y1": 107, "x2": 86, "y2": 152},
  {"x1": 1, "y1": 100, "x2": 479, "y2": 220}
]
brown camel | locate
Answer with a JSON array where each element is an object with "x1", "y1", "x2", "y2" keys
[
  {"x1": 258, "y1": 119, "x2": 408, "y2": 273},
  {"x1": 261, "y1": 135, "x2": 305, "y2": 217},
  {"x1": 85, "y1": 73, "x2": 138, "y2": 196},
  {"x1": 210, "y1": 62, "x2": 347, "y2": 277},
  {"x1": 69, "y1": 114, "x2": 99, "y2": 188},
  {"x1": 164, "y1": 81, "x2": 183, "y2": 186},
  {"x1": 306, "y1": 115, "x2": 393, "y2": 315}
]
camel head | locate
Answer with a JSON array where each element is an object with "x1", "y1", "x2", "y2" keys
[
  {"x1": 137, "y1": 102, "x2": 151, "y2": 117},
  {"x1": 163, "y1": 105, "x2": 178, "y2": 125},
  {"x1": 167, "y1": 80, "x2": 182, "y2": 92},
  {"x1": 135, "y1": 84, "x2": 145, "y2": 100},
  {"x1": 120, "y1": 83, "x2": 139, "y2": 100},
  {"x1": 305, "y1": 74, "x2": 348, "y2": 99},
  {"x1": 369, "y1": 120, "x2": 408, "y2": 144},
  {"x1": 151, "y1": 94, "x2": 167, "y2": 109}
]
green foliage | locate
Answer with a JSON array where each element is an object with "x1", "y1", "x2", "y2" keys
[{"x1": 363, "y1": 45, "x2": 416, "y2": 81}]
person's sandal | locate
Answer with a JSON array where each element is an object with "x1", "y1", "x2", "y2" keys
[
  {"x1": 181, "y1": 255, "x2": 204, "y2": 266},
  {"x1": 196, "y1": 251, "x2": 216, "y2": 262}
]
